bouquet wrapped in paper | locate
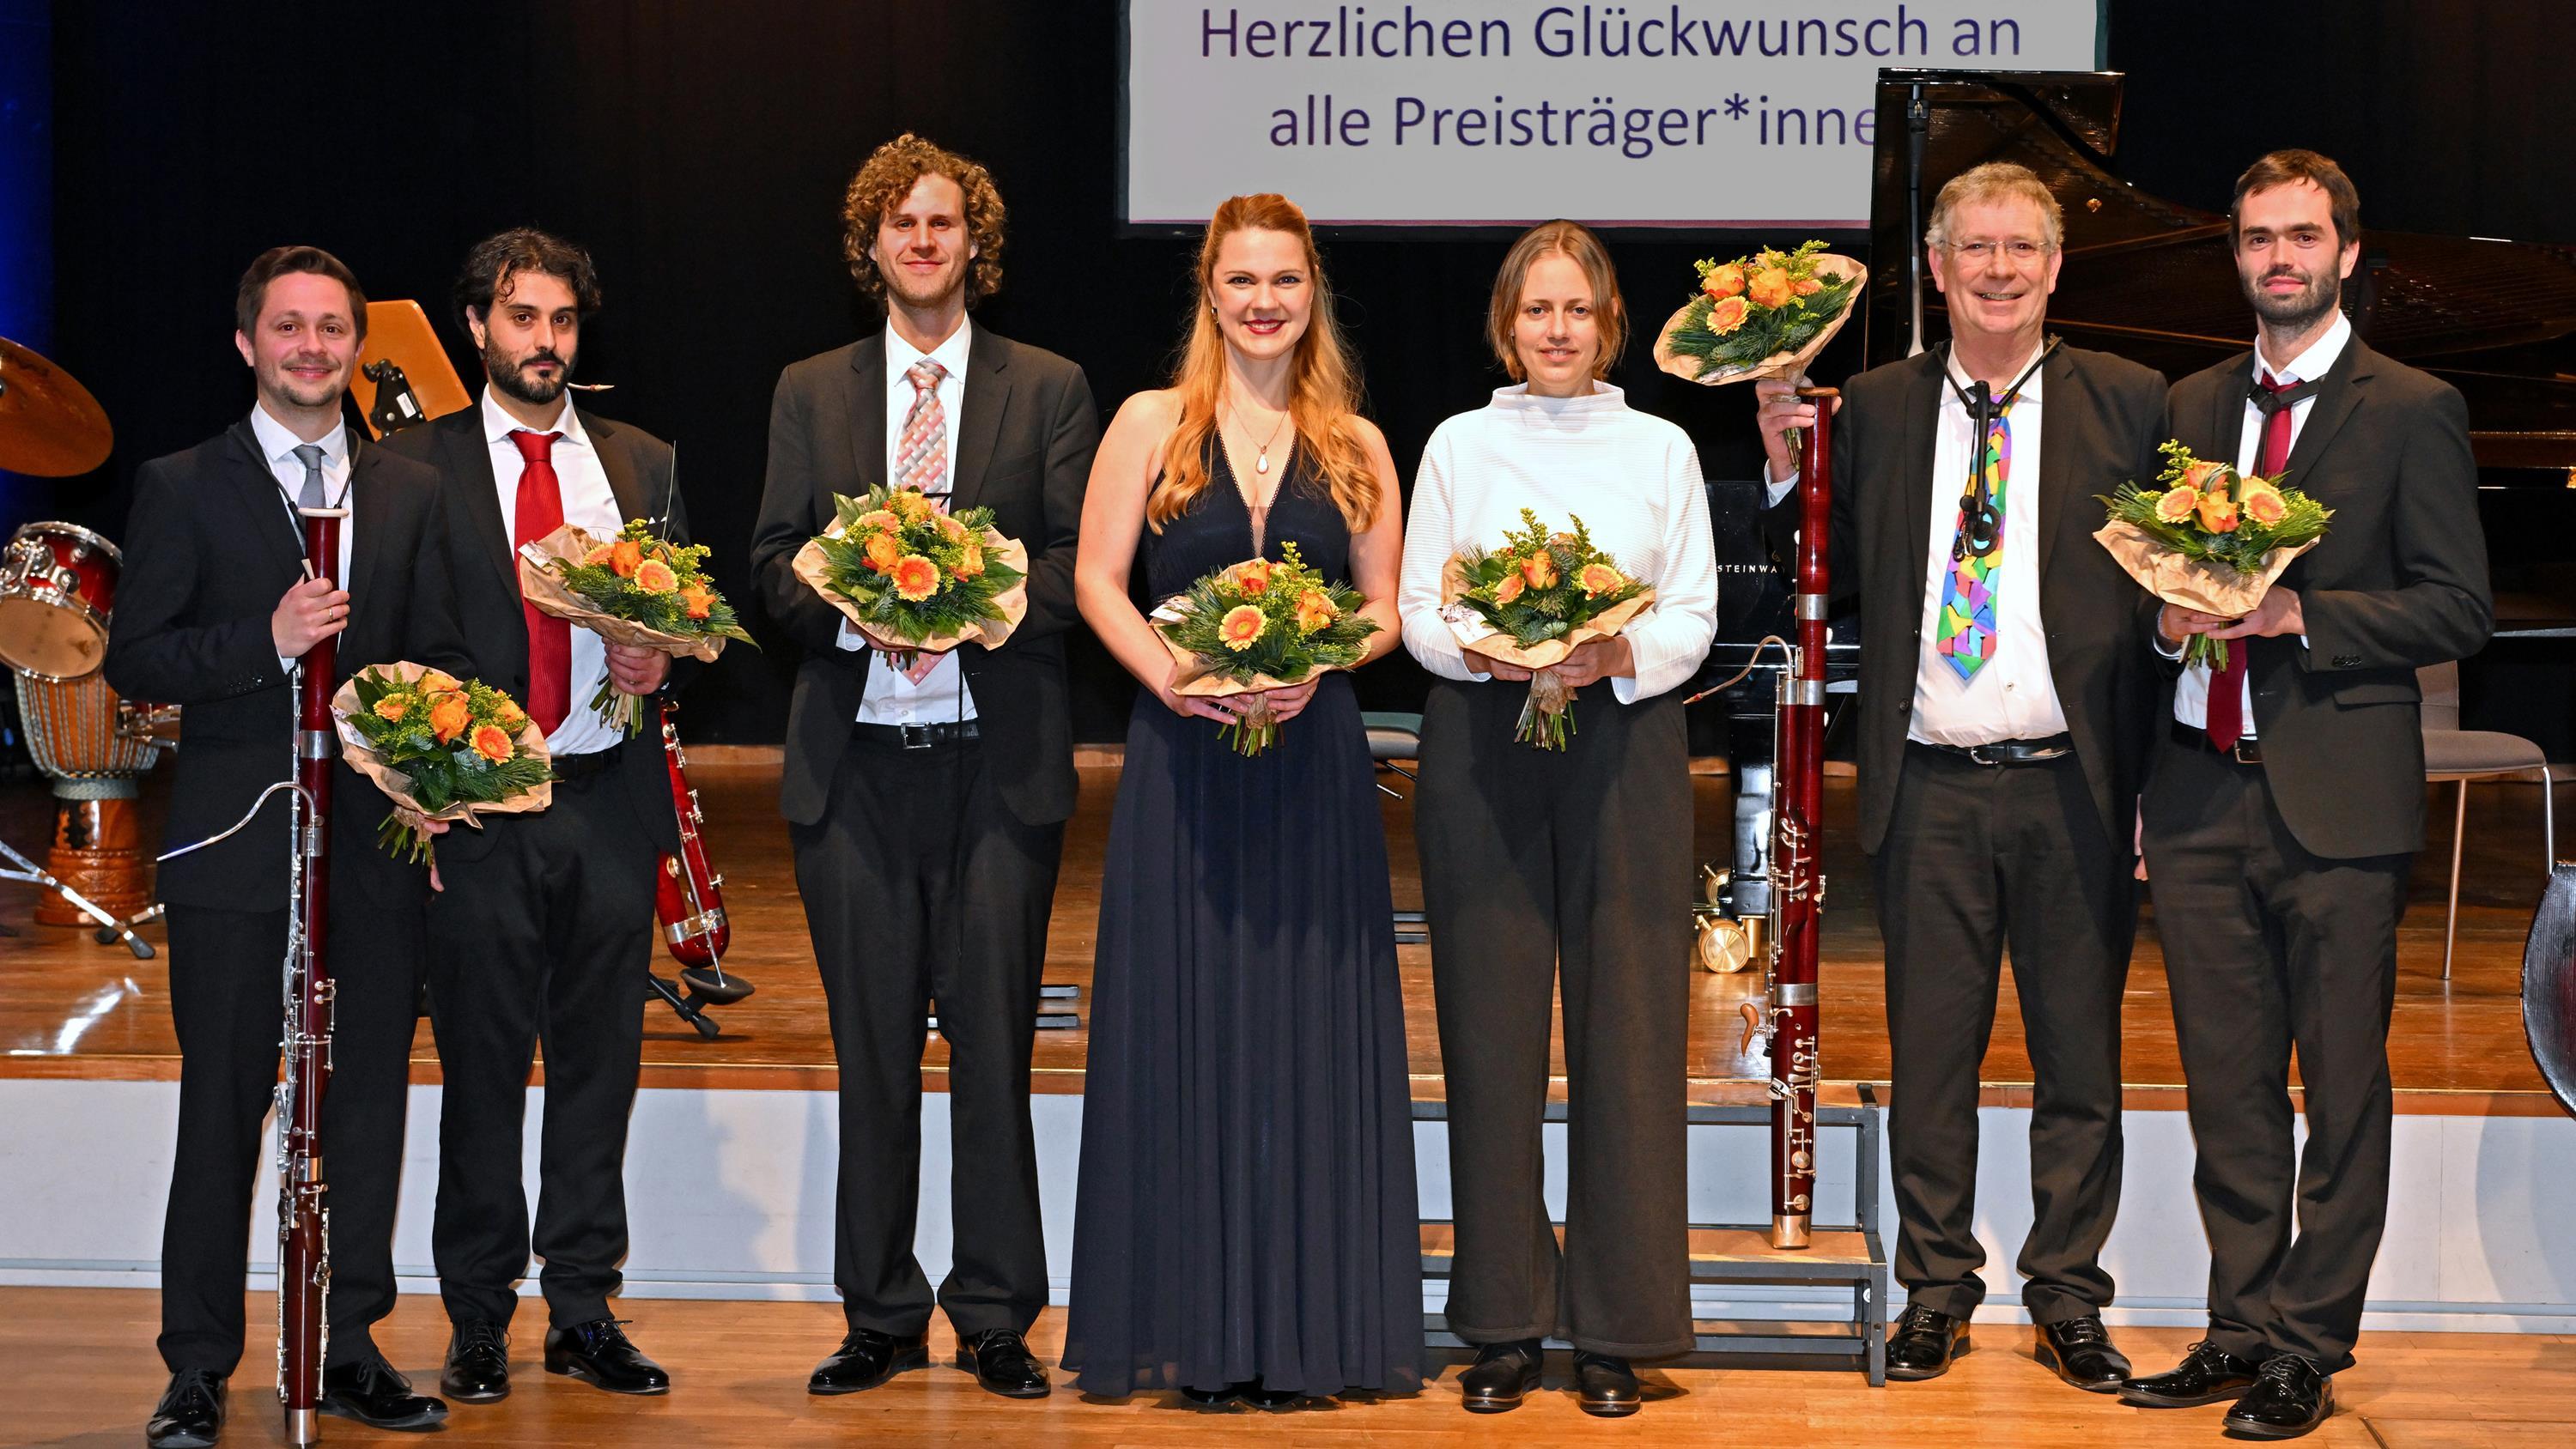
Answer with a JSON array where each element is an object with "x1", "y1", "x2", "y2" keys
[
  {"x1": 1439, "y1": 509, "x2": 1656, "y2": 749},
  {"x1": 1151, "y1": 542, "x2": 1381, "y2": 756},
  {"x1": 334, "y1": 662, "x2": 554, "y2": 862},
  {"x1": 1654, "y1": 240, "x2": 1867, "y2": 386},
  {"x1": 792, "y1": 486, "x2": 1030, "y2": 664},
  {"x1": 517, "y1": 519, "x2": 754, "y2": 734},
  {"x1": 2094, "y1": 440, "x2": 2334, "y2": 668}
]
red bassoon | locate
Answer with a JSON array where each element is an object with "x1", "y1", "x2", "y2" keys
[{"x1": 647, "y1": 699, "x2": 751, "y2": 1035}]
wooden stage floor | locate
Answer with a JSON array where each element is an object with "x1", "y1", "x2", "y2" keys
[
  {"x1": 0, "y1": 757, "x2": 2561, "y2": 1113},
  {"x1": 3, "y1": 1288, "x2": 2571, "y2": 1447}
]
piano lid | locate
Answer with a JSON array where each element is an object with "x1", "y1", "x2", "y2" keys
[{"x1": 1865, "y1": 69, "x2": 2576, "y2": 470}]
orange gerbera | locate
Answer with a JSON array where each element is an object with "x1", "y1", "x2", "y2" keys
[
  {"x1": 1293, "y1": 589, "x2": 1337, "y2": 634},
  {"x1": 1700, "y1": 262, "x2": 1746, "y2": 299},
  {"x1": 374, "y1": 695, "x2": 410, "y2": 723},
  {"x1": 1705, "y1": 295, "x2": 1750, "y2": 335},
  {"x1": 1494, "y1": 572, "x2": 1525, "y2": 606},
  {"x1": 1521, "y1": 552, "x2": 1558, "y2": 590},
  {"x1": 634, "y1": 559, "x2": 680, "y2": 594},
  {"x1": 1218, "y1": 603, "x2": 1267, "y2": 652},
  {"x1": 890, "y1": 555, "x2": 941, "y2": 602},
  {"x1": 863, "y1": 532, "x2": 902, "y2": 573},
  {"x1": 2154, "y1": 487, "x2": 2201, "y2": 524},
  {"x1": 2239, "y1": 479, "x2": 2288, "y2": 526},
  {"x1": 581, "y1": 543, "x2": 616, "y2": 567},
  {"x1": 2196, "y1": 493, "x2": 2242, "y2": 533},
  {"x1": 1747, "y1": 267, "x2": 1794, "y2": 308},
  {"x1": 607, "y1": 540, "x2": 645, "y2": 578},
  {"x1": 469, "y1": 724, "x2": 515, "y2": 764},
  {"x1": 1577, "y1": 562, "x2": 1626, "y2": 597},
  {"x1": 427, "y1": 693, "x2": 471, "y2": 744}
]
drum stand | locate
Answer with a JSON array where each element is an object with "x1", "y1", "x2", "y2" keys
[{"x1": 0, "y1": 834, "x2": 154, "y2": 958}]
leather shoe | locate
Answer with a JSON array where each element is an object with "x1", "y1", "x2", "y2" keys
[
  {"x1": 1179, "y1": 1382, "x2": 1243, "y2": 1406},
  {"x1": 2121, "y1": 1339, "x2": 2265, "y2": 1408},
  {"x1": 955, "y1": 1328, "x2": 1050, "y2": 1398},
  {"x1": 809, "y1": 1326, "x2": 929, "y2": 1395},
  {"x1": 145, "y1": 1368, "x2": 226, "y2": 1449},
  {"x1": 1243, "y1": 1379, "x2": 1307, "y2": 1410},
  {"x1": 1573, "y1": 1352, "x2": 1643, "y2": 1417},
  {"x1": 1886, "y1": 1303, "x2": 1971, "y2": 1380},
  {"x1": 544, "y1": 1319, "x2": 671, "y2": 1395},
  {"x1": 440, "y1": 1321, "x2": 510, "y2": 1403},
  {"x1": 2034, "y1": 1314, "x2": 2130, "y2": 1392},
  {"x1": 1458, "y1": 1339, "x2": 1543, "y2": 1412},
  {"x1": 2223, "y1": 1355, "x2": 2333, "y2": 1440},
  {"x1": 319, "y1": 1357, "x2": 448, "y2": 1429}
]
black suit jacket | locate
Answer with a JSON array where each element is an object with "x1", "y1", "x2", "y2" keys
[
  {"x1": 2164, "y1": 336, "x2": 2492, "y2": 858},
  {"x1": 104, "y1": 421, "x2": 465, "y2": 908},
  {"x1": 1792, "y1": 344, "x2": 2170, "y2": 854},
  {"x1": 378, "y1": 403, "x2": 684, "y2": 859},
  {"x1": 749, "y1": 325, "x2": 1098, "y2": 828}
]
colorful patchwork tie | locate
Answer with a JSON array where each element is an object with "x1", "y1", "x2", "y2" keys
[
  {"x1": 1935, "y1": 399, "x2": 2014, "y2": 681},
  {"x1": 895, "y1": 359, "x2": 949, "y2": 496}
]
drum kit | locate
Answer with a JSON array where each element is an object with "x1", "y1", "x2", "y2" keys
[{"x1": 1, "y1": 334, "x2": 167, "y2": 956}]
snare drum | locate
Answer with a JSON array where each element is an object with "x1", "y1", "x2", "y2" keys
[{"x1": 0, "y1": 521, "x2": 122, "y2": 680}]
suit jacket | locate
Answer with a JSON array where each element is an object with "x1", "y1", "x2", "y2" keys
[
  {"x1": 749, "y1": 325, "x2": 1098, "y2": 828},
  {"x1": 1789, "y1": 343, "x2": 2171, "y2": 855},
  {"x1": 104, "y1": 421, "x2": 465, "y2": 908},
  {"x1": 2164, "y1": 337, "x2": 2492, "y2": 858},
  {"x1": 377, "y1": 403, "x2": 684, "y2": 860}
]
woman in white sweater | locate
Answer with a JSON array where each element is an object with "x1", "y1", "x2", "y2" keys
[{"x1": 1396, "y1": 220, "x2": 1718, "y2": 1418}]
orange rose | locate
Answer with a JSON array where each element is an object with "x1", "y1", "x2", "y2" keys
[
  {"x1": 935, "y1": 513, "x2": 971, "y2": 543},
  {"x1": 863, "y1": 532, "x2": 902, "y2": 573},
  {"x1": 953, "y1": 542, "x2": 986, "y2": 579},
  {"x1": 1700, "y1": 262, "x2": 1747, "y2": 300},
  {"x1": 417, "y1": 670, "x2": 461, "y2": 694},
  {"x1": 1791, "y1": 275, "x2": 1824, "y2": 296},
  {"x1": 1577, "y1": 562, "x2": 1626, "y2": 597},
  {"x1": 581, "y1": 543, "x2": 616, "y2": 567},
  {"x1": 427, "y1": 693, "x2": 471, "y2": 744},
  {"x1": 1218, "y1": 603, "x2": 1267, "y2": 652},
  {"x1": 2182, "y1": 458, "x2": 2227, "y2": 494},
  {"x1": 469, "y1": 723, "x2": 514, "y2": 764},
  {"x1": 2153, "y1": 487, "x2": 2201, "y2": 524},
  {"x1": 495, "y1": 700, "x2": 528, "y2": 731},
  {"x1": 891, "y1": 554, "x2": 941, "y2": 602},
  {"x1": 1705, "y1": 295, "x2": 1750, "y2": 335},
  {"x1": 679, "y1": 585, "x2": 714, "y2": 620},
  {"x1": 1494, "y1": 572, "x2": 1526, "y2": 606},
  {"x1": 608, "y1": 540, "x2": 645, "y2": 579},
  {"x1": 2239, "y1": 480, "x2": 2288, "y2": 526},
  {"x1": 1293, "y1": 589, "x2": 1338, "y2": 635},
  {"x1": 2196, "y1": 493, "x2": 2242, "y2": 533},
  {"x1": 1229, "y1": 559, "x2": 1273, "y2": 596},
  {"x1": 892, "y1": 489, "x2": 936, "y2": 523},
  {"x1": 854, "y1": 508, "x2": 900, "y2": 536},
  {"x1": 1747, "y1": 267, "x2": 1794, "y2": 308},
  {"x1": 1521, "y1": 552, "x2": 1558, "y2": 591},
  {"x1": 634, "y1": 559, "x2": 679, "y2": 594},
  {"x1": 374, "y1": 695, "x2": 410, "y2": 723}
]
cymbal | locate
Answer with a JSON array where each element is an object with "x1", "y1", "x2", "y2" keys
[{"x1": 0, "y1": 336, "x2": 114, "y2": 476}]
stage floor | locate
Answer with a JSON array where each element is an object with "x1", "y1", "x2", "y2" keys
[{"x1": 0, "y1": 758, "x2": 2560, "y2": 1113}]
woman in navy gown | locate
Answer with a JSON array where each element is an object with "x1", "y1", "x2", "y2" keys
[{"x1": 1064, "y1": 192, "x2": 1418, "y2": 1407}]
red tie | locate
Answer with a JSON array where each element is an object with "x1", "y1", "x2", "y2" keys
[
  {"x1": 2206, "y1": 373, "x2": 2300, "y2": 750},
  {"x1": 509, "y1": 429, "x2": 571, "y2": 734}
]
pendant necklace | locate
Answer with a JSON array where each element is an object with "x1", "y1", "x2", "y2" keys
[{"x1": 1227, "y1": 397, "x2": 1291, "y2": 476}]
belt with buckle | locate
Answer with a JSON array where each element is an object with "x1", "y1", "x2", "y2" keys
[
  {"x1": 1917, "y1": 733, "x2": 2075, "y2": 767},
  {"x1": 2172, "y1": 719, "x2": 2263, "y2": 765},
  {"x1": 853, "y1": 719, "x2": 981, "y2": 750},
  {"x1": 551, "y1": 742, "x2": 625, "y2": 782}
]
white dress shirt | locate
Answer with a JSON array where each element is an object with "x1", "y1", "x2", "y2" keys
[
  {"x1": 2163, "y1": 312, "x2": 2348, "y2": 734},
  {"x1": 483, "y1": 388, "x2": 624, "y2": 757},
  {"x1": 250, "y1": 403, "x2": 355, "y2": 670},
  {"x1": 837, "y1": 318, "x2": 979, "y2": 724},
  {"x1": 1398, "y1": 384, "x2": 1718, "y2": 703}
]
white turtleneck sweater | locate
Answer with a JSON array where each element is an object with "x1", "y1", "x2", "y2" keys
[{"x1": 1399, "y1": 383, "x2": 1719, "y2": 704}]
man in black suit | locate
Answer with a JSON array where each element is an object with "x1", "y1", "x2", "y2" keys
[
  {"x1": 748, "y1": 134, "x2": 1095, "y2": 1400},
  {"x1": 108, "y1": 246, "x2": 454, "y2": 1448},
  {"x1": 2121, "y1": 151, "x2": 2490, "y2": 1440},
  {"x1": 1756, "y1": 162, "x2": 2166, "y2": 1391},
  {"x1": 379, "y1": 229, "x2": 684, "y2": 1404}
]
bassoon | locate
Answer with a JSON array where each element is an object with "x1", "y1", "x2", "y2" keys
[
  {"x1": 647, "y1": 698, "x2": 751, "y2": 1036},
  {"x1": 277, "y1": 498, "x2": 345, "y2": 1444}
]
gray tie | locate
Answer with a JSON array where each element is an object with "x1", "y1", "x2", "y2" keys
[{"x1": 290, "y1": 443, "x2": 327, "y2": 510}]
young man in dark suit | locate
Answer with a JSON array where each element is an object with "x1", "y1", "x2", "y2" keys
[
  {"x1": 379, "y1": 229, "x2": 686, "y2": 1404},
  {"x1": 108, "y1": 246, "x2": 455, "y2": 1448},
  {"x1": 748, "y1": 134, "x2": 1096, "y2": 1400},
  {"x1": 2123, "y1": 151, "x2": 2491, "y2": 1440},
  {"x1": 1756, "y1": 162, "x2": 2167, "y2": 1392}
]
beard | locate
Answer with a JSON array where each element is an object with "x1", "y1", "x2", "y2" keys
[
  {"x1": 486, "y1": 336, "x2": 574, "y2": 406},
  {"x1": 879, "y1": 252, "x2": 966, "y2": 312},
  {"x1": 263, "y1": 355, "x2": 344, "y2": 411},
  {"x1": 2242, "y1": 264, "x2": 2341, "y2": 333}
]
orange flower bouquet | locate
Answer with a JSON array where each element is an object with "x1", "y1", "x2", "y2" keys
[
  {"x1": 334, "y1": 662, "x2": 555, "y2": 862},
  {"x1": 1654, "y1": 240, "x2": 1867, "y2": 385},
  {"x1": 1151, "y1": 542, "x2": 1380, "y2": 755},
  {"x1": 792, "y1": 486, "x2": 1030, "y2": 665},
  {"x1": 517, "y1": 519, "x2": 753, "y2": 735},
  {"x1": 1439, "y1": 508, "x2": 1656, "y2": 749},
  {"x1": 2094, "y1": 440, "x2": 2334, "y2": 668}
]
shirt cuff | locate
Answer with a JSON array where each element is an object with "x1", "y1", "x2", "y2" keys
[
  {"x1": 1763, "y1": 464, "x2": 1800, "y2": 509},
  {"x1": 835, "y1": 619, "x2": 867, "y2": 652}
]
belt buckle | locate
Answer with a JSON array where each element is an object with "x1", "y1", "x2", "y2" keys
[
  {"x1": 1965, "y1": 743, "x2": 2001, "y2": 767},
  {"x1": 2231, "y1": 740, "x2": 2261, "y2": 766},
  {"x1": 898, "y1": 722, "x2": 937, "y2": 750}
]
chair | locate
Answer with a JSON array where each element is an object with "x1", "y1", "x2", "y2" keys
[
  {"x1": 1363, "y1": 712, "x2": 1429, "y2": 945},
  {"x1": 2419, "y1": 662, "x2": 2555, "y2": 979}
]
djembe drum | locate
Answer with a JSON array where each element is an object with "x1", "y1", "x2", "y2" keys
[{"x1": 13, "y1": 670, "x2": 170, "y2": 925}]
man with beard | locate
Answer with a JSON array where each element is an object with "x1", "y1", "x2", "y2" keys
[
  {"x1": 380, "y1": 228, "x2": 687, "y2": 1404},
  {"x1": 2121, "y1": 151, "x2": 2489, "y2": 1440},
  {"x1": 109, "y1": 246, "x2": 454, "y2": 1446},
  {"x1": 1753, "y1": 162, "x2": 2166, "y2": 1391},
  {"x1": 750, "y1": 134, "x2": 1096, "y2": 1399}
]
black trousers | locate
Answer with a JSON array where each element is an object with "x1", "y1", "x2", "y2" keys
[
  {"x1": 1414, "y1": 679, "x2": 1696, "y2": 1359},
  {"x1": 792, "y1": 733, "x2": 1063, "y2": 1337},
  {"x1": 424, "y1": 767, "x2": 658, "y2": 1330},
  {"x1": 1874, "y1": 743, "x2": 2133, "y2": 1325},
  {"x1": 157, "y1": 889, "x2": 425, "y2": 1375},
  {"x1": 2142, "y1": 735, "x2": 2408, "y2": 1373}
]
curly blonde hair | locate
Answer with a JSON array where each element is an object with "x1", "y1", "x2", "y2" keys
[{"x1": 840, "y1": 133, "x2": 1006, "y2": 307}]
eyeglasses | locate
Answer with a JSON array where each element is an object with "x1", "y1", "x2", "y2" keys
[{"x1": 1941, "y1": 239, "x2": 2054, "y2": 266}]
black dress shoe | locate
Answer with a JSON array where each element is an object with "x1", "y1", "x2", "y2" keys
[
  {"x1": 1242, "y1": 1379, "x2": 1306, "y2": 1410},
  {"x1": 544, "y1": 1319, "x2": 671, "y2": 1395},
  {"x1": 1573, "y1": 1352, "x2": 1643, "y2": 1417},
  {"x1": 809, "y1": 1326, "x2": 929, "y2": 1395},
  {"x1": 2223, "y1": 1355, "x2": 2333, "y2": 1440},
  {"x1": 2034, "y1": 1314, "x2": 2131, "y2": 1392},
  {"x1": 1179, "y1": 1382, "x2": 1244, "y2": 1407},
  {"x1": 440, "y1": 1322, "x2": 511, "y2": 1404},
  {"x1": 320, "y1": 1357, "x2": 449, "y2": 1429},
  {"x1": 1886, "y1": 1303, "x2": 1971, "y2": 1380},
  {"x1": 1458, "y1": 1339, "x2": 1543, "y2": 1412},
  {"x1": 955, "y1": 1328, "x2": 1050, "y2": 1398},
  {"x1": 2120, "y1": 1339, "x2": 2265, "y2": 1407},
  {"x1": 145, "y1": 1368, "x2": 226, "y2": 1449}
]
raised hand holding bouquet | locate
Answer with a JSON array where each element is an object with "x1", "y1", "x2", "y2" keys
[
  {"x1": 334, "y1": 663, "x2": 555, "y2": 863},
  {"x1": 791, "y1": 484, "x2": 1030, "y2": 664},
  {"x1": 1151, "y1": 542, "x2": 1380, "y2": 755},
  {"x1": 2094, "y1": 440, "x2": 2333, "y2": 668},
  {"x1": 1654, "y1": 240, "x2": 1867, "y2": 386},
  {"x1": 517, "y1": 519, "x2": 755, "y2": 734},
  {"x1": 1439, "y1": 508, "x2": 1655, "y2": 749}
]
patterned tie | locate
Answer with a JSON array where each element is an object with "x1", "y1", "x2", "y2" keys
[
  {"x1": 1935, "y1": 393, "x2": 2017, "y2": 681},
  {"x1": 289, "y1": 443, "x2": 328, "y2": 510},
  {"x1": 895, "y1": 360, "x2": 949, "y2": 496},
  {"x1": 2206, "y1": 372, "x2": 2305, "y2": 749},
  {"x1": 509, "y1": 429, "x2": 571, "y2": 734}
]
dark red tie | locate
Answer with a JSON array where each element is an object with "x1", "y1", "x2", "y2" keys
[
  {"x1": 509, "y1": 429, "x2": 571, "y2": 734},
  {"x1": 2206, "y1": 373, "x2": 2300, "y2": 750}
]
